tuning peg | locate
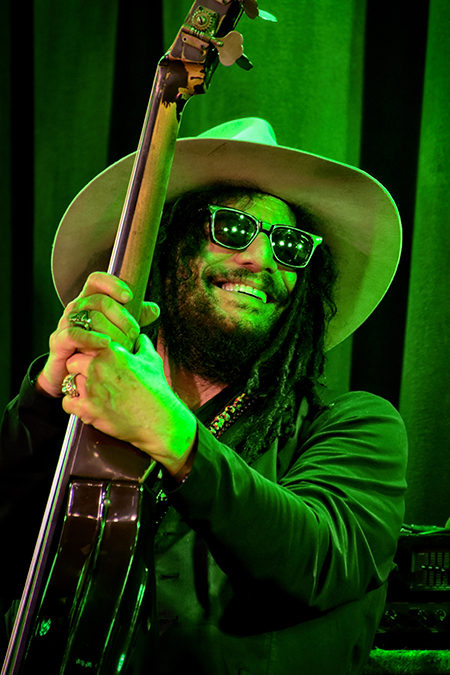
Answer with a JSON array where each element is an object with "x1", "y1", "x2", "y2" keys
[
  {"x1": 239, "y1": 1, "x2": 277, "y2": 22},
  {"x1": 211, "y1": 31, "x2": 244, "y2": 66},
  {"x1": 236, "y1": 54, "x2": 253, "y2": 70},
  {"x1": 240, "y1": 0, "x2": 259, "y2": 20},
  {"x1": 259, "y1": 9, "x2": 277, "y2": 22}
]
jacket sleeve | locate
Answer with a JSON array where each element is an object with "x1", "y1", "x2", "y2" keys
[
  {"x1": 166, "y1": 391, "x2": 408, "y2": 613},
  {"x1": 0, "y1": 357, "x2": 69, "y2": 596}
]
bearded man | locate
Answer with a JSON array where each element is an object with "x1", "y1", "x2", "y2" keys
[{"x1": 0, "y1": 118, "x2": 407, "y2": 674}]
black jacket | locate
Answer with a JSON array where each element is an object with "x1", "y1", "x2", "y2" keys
[{"x1": 1, "y1": 358, "x2": 408, "y2": 674}]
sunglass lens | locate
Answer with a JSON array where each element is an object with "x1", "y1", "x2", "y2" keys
[
  {"x1": 271, "y1": 228, "x2": 313, "y2": 267},
  {"x1": 213, "y1": 210, "x2": 256, "y2": 249}
]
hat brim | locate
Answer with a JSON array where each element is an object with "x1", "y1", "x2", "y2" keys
[{"x1": 52, "y1": 137, "x2": 401, "y2": 351}]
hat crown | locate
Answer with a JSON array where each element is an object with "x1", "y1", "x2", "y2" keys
[{"x1": 195, "y1": 117, "x2": 278, "y2": 146}]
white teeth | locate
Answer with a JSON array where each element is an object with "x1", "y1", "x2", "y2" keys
[{"x1": 221, "y1": 282, "x2": 268, "y2": 304}]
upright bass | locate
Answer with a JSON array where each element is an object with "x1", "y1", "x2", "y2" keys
[{"x1": 2, "y1": 2, "x2": 259, "y2": 672}]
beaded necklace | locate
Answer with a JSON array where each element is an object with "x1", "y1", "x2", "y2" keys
[{"x1": 208, "y1": 391, "x2": 252, "y2": 437}]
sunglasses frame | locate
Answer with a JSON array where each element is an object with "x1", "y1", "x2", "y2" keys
[{"x1": 208, "y1": 204, "x2": 323, "y2": 269}]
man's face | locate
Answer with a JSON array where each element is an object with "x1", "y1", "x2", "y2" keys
[
  {"x1": 160, "y1": 193, "x2": 299, "y2": 384},
  {"x1": 195, "y1": 193, "x2": 298, "y2": 332}
]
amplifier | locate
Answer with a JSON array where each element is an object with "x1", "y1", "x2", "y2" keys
[{"x1": 374, "y1": 524, "x2": 450, "y2": 649}]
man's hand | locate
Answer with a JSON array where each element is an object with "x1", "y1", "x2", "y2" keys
[
  {"x1": 37, "y1": 272, "x2": 156, "y2": 397},
  {"x1": 35, "y1": 272, "x2": 196, "y2": 476},
  {"x1": 63, "y1": 333, "x2": 197, "y2": 477}
]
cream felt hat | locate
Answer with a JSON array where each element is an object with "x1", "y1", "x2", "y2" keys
[{"x1": 52, "y1": 117, "x2": 401, "y2": 350}]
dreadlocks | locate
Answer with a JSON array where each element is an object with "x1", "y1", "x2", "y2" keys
[{"x1": 145, "y1": 183, "x2": 338, "y2": 462}]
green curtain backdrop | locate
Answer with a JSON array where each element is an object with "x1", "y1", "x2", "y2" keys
[
  {"x1": 400, "y1": 0, "x2": 450, "y2": 525},
  {"x1": 1, "y1": 0, "x2": 449, "y2": 526}
]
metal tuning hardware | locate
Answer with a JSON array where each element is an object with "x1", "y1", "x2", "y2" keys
[
  {"x1": 178, "y1": 5, "x2": 220, "y2": 64},
  {"x1": 210, "y1": 31, "x2": 244, "y2": 66},
  {"x1": 191, "y1": 5, "x2": 220, "y2": 33},
  {"x1": 239, "y1": 0, "x2": 259, "y2": 20},
  {"x1": 182, "y1": 5, "x2": 248, "y2": 68},
  {"x1": 259, "y1": 9, "x2": 277, "y2": 22},
  {"x1": 237, "y1": 0, "x2": 277, "y2": 23}
]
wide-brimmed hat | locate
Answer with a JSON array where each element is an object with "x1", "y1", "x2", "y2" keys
[{"x1": 52, "y1": 117, "x2": 401, "y2": 351}]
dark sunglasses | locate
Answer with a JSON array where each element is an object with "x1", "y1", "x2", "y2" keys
[{"x1": 208, "y1": 205, "x2": 323, "y2": 269}]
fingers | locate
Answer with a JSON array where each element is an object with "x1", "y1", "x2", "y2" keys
[
  {"x1": 66, "y1": 274, "x2": 160, "y2": 348},
  {"x1": 62, "y1": 372, "x2": 90, "y2": 420},
  {"x1": 48, "y1": 324, "x2": 111, "y2": 372},
  {"x1": 66, "y1": 306, "x2": 138, "y2": 352},
  {"x1": 64, "y1": 273, "x2": 140, "y2": 351},
  {"x1": 65, "y1": 352, "x2": 95, "y2": 379},
  {"x1": 38, "y1": 273, "x2": 159, "y2": 400},
  {"x1": 62, "y1": 354, "x2": 98, "y2": 421},
  {"x1": 35, "y1": 324, "x2": 111, "y2": 398},
  {"x1": 79, "y1": 271, "x2": 133, "y2": 304},
  {"x1": 139, "y1": 302, "x2": 160, "y2": 327}
]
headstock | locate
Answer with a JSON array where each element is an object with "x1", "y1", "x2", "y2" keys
[{"x1": 166, "y1": 0, "x2": 259, "y2": 97}]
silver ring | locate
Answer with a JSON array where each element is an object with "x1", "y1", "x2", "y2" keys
[
  {"x1": 69, "y1": 310, "x2": 91, "y2": 331},
  {"x1": 61, "y1": 373, "x2": 80, "y2": 397}
]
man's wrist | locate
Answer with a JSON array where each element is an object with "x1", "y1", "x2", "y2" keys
[{"x1": 170, "y1": 437, "x2": 198, "y2": 484}]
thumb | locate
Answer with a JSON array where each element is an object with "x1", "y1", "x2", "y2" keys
[
  {"x1": 135, "y1": 332, "x2": 154, "y2": 355},
  {"x1": 139, "y1": 301, "x2": 160, "y2": 327}
]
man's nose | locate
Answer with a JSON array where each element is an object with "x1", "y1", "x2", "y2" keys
[{"x1": 233, "y1": 232, "x2": 278, "y2": 273}]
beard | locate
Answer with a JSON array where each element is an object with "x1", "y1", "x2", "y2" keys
[{"x1": 159, "y1": 264, "x2": 289, "y2": 387}]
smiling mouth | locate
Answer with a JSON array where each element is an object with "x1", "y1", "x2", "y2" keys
[{"x1": 218, "y1": 282, "x2": 268, "y2": 304}]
